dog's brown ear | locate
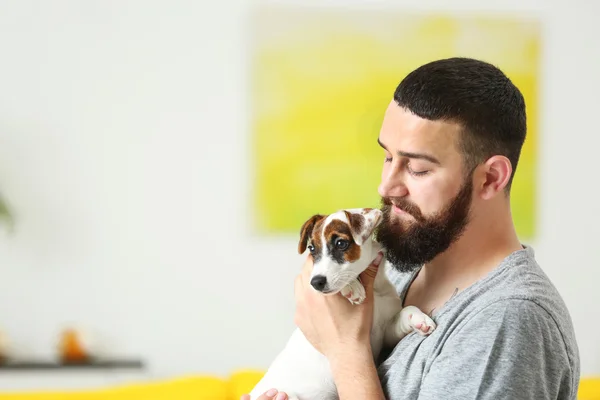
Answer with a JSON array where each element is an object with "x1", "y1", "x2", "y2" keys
[
  {"x1": 343, "y1": 208, "x2": 382, "y2": 245},
  {"x1": 298, "y1": 214, "x2": 325, "y2": 254}
]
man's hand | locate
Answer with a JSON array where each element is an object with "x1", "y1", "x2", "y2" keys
[
  {"x1": 240, "y1": 389, "x2": 288, "y2": 400},
  {"x1": 293, "y1": 251, "x2": 384, "y2": 361}
]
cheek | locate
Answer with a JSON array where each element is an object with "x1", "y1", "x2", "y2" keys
[
  {"x1": 342, "y1": 261, "x2": 363, "y2": 274},
  {"x1": 409, "y1": 175, "x2": 458, "y2": 214}
]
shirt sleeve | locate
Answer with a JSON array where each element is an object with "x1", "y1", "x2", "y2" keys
[{"x1": 416, "y1": 299, "x2": 576, "y2": 400}]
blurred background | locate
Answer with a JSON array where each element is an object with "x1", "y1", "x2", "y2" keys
[{"x1": 0, "y1": 0, "x2": 598, "y2": 396}]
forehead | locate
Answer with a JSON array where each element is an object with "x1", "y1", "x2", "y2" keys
[
  {"x1": 379, "y1": 101, "x2": 462, "y2": 161},
  {"x1": 311, "y1": 215, "x2": 351, "y2": 241}
]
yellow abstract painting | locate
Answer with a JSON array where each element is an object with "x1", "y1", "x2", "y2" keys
[{"x1": 250, "y1": 7, "x2": 540, "y2": 238}]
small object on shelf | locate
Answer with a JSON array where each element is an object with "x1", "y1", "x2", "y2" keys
[
  {"x1": 0, "y1": 329, "x2": 9, "y2": 364},
  {"x1": 58, "y1": 327, "x2": 91, "y2": 364}
]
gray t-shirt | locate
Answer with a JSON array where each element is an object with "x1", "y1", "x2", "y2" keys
[{"x1": 377, "y1": 245, "x2": 580, "y2": 400}]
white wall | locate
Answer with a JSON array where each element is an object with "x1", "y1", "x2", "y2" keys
[{"x1": 0, "y1": 0, "x2": 598, "y2": 382}]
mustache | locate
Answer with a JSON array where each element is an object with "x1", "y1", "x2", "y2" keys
[{"x1": 381, "y1": 197, "x2": 425, "y2": 221}]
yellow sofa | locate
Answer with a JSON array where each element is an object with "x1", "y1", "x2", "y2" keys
[
  {"x1": 0, "y1": 372, "x2": 598, "y2": 399},
  {"x1": 580, "y1": 378, "x2": 600, "y2": 400},
  {"x1": 0, "y1": 370, "x2": 264, "y2": 400}
]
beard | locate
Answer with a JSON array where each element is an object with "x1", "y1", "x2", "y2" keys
[{"x1": 374, "y1": 177, "x2": 473, "y2": 273}]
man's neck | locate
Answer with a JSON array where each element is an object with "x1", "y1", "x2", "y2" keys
[{"x1": 423, "y1": 208, "x2": 523, "y2": 288}]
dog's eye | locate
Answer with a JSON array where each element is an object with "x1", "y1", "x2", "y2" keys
[
  {"x1": 335, "y1": 239, "x2": 349, "y2": 250},
  {"x1": 308, "y1": 244, "x2": 315, "y2": 253}
]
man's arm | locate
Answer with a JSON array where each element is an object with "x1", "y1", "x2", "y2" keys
[
  {"x1": 329, "y1": 343, "x2": 386, "y2": 400},
  {"x1": 417, "y1": 299, "x2": 576, "y2": 400}
]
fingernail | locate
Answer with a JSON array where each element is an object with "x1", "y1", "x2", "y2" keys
[
  {"x1": 276, "y1": 393, "x2": 287, "y2": 400},
  {"x1": 266, "y1": 388, "x2": 278, "y2": 397},
  {"x1": 373, "y1": 252, "x2": 383, "y2": 266}
]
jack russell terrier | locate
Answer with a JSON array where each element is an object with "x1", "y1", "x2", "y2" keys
[{"x1": 249, "y1": 207, "x2": 436, "y2": 400}]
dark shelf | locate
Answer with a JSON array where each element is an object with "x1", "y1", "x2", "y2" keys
[{"x1": 0, "y1": 359, "x2": 144, "y2": 371}]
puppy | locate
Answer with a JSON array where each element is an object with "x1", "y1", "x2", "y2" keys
[{"x1": 249, "y1": 208, "x2": 436, "y2": 400}]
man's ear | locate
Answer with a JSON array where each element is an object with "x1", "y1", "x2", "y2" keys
[
  {"x1": 479, "y1": 155, "x2": 512, "y2": 199},
  {"x1": 298, "y1": 214, "x2": 325, "y2": 254},
  {"x1": 343, "y1": 208, "x2": 383, "y2": 246}
]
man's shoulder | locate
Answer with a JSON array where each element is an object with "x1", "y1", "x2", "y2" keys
[
  {"x1": 452, "y1": 246, "x2": 577, "y2": 350},
  {"x1": 470, "y1": 246, "x2": 575, "y2": 334}
]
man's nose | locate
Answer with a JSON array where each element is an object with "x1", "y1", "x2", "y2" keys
[{"x1": 378, "y1": 170, "x2": 408, "y2": 198}]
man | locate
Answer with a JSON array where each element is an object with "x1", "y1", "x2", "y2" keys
[{"x1": 245, "y1": 57, "x2": 580, "y2": 399}]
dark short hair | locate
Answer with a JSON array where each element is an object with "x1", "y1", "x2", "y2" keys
[{"x1": 393, "y1": 57, "x2": 527, "y2": 190}]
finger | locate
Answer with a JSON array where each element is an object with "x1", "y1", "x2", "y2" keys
[
  {"x1": 301, "y1": 254, "x2": 313, "y2": 277},
  {"x1": 257, "y1": 390, "x2": 277, "y2": 399},
  {"x1": 298, "y1": 255, "x2": 314, "y2": 293},
  {"x1": 359, "y1": 252, "x2": 384, "y2": 293},
  {"x1": 256, "y1": 389, "x2": 288, "y2": 400},
  {"x1": 240, "y1": 396, "x2": 250, "y2": 400},
  {"x1": 294, "y1": 273, "x2": 303, "y2": 301}
]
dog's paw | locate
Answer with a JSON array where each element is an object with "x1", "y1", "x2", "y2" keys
[
  {"x1": 408, "y1": 309, "x2": 436, "y2": 336},
  {"x1": 398, "y1": 305, "x2": 436, "y2": 336},
  {"x1": 341, "y1": 279, "x2": 366, "y2": 305}
]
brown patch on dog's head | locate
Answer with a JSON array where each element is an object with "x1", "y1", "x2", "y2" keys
[
  {"x1": 298, "y1": 214, "x2": 326, "y2": 254},
  {"x1": 324, "y1": 218, "x2": 361, "y2": 264}
]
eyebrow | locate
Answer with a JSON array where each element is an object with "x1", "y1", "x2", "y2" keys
[{"x1": 377, "y1": 138, "x2": 441, "y2": 165}]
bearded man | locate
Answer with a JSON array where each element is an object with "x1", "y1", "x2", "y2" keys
[{"x1": 247, "y1": 57, "x2": 580, "y2": 400}]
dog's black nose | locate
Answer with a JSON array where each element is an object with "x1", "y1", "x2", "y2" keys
[{"x1": 310, "y1": 275, "x2": 327, "y2": 291}]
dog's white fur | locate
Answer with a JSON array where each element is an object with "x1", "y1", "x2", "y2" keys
[{"x1": 249, "y1": 208, "x2": 436, "y2": 400}]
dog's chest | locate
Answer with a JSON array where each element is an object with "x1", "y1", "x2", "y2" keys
[{"x1": 371, "y1": 292, "x2": 403, "y2": 356}]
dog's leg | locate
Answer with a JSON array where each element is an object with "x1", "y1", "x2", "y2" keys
[
  {"x1": 383, "y1": 305, "x2": 436, "y2": 347},
  {"x1": 340, "y1": 278, "x2": 366, "y2": 305}
]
